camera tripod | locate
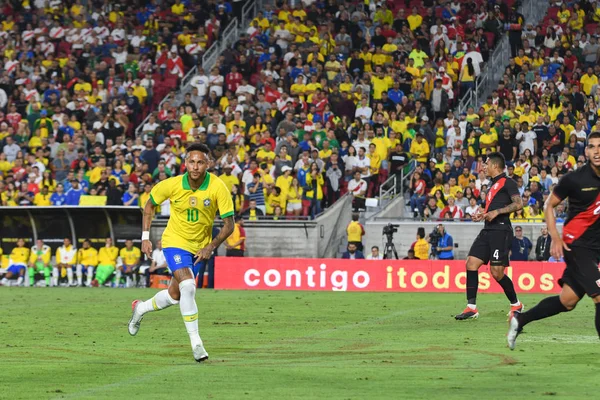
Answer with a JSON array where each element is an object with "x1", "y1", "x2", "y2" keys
[{"x1": 383, "y1": 236, "x2": 399, "y2": 260}]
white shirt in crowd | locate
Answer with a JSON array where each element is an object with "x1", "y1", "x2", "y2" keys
[
  {"x1": 348, "y1": 178, "x2": 367, "y2": 197},
  {"x1": 516, "y1": 129, "x2": 537, "y2": 155},
  {"x1": 151, "y1": 248, "x2": 167, "y2": 268}
]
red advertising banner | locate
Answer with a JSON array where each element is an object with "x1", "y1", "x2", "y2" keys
[{"x1": 214, "y1": 257, "x2": 566, "y2": 293}]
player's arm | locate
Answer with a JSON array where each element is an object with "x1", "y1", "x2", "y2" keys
[
  {"x1": 495, "y1": 194, "x2": 523, "y2": 216},
  {"x1": 142, "y1": 180, "x2": 168, "y2": 259},
  {"x1": 544, "y1": 192, "x2": 570, "y2": 258},
  {"x1": 142, "y1": 199, "x2": 156, "y2": 259}
]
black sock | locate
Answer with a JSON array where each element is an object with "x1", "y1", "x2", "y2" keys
[
  {"x1": 519, "y1": 296, "x2": 568, "y2": 328},
  {"x1": 466, "y1": 270, "x2": 478, "y2": 305},
  {"x1": 497, "y1": 275, "x2": 518, "y2": 304},
  {"x1": 596, "y1": 303, "x2": 600, "y2": 336}
]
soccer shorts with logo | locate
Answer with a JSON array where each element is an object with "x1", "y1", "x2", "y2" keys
[
  {"x1": 559, "y1": 246, "x2": 600, "y2": 298},
  {"x1": 467, "y1": 229, "x2": 513, "y2": 266},
  {"x1": 163, "y1": 247, "x2": 206, "y2": 277}
]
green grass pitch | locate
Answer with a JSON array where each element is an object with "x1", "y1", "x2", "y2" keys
[{"x1": 1, "y1": 288, "x2": 598, "y2": 399}]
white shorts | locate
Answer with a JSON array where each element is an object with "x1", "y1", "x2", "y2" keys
[{"x1": 287, "y1": 202, "x2": 302, "y2": 211}]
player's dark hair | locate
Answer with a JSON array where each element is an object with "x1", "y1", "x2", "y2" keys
[
  {"x1": 186, "y1": 143, "x2": 211, "y2": 155},
  {"x1": 486, "y1": 151, "x2": 506, "y2": 170},
  {"x1": 588, "y1": 131, "x2": 600, "y2": 142},
  {"x1": 417, "y1": 227, "x2": 425, "y2": 239}
]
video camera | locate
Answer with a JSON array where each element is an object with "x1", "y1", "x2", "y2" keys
[
  {"x1": 429, "y1": 227, "x2": 442, "y2": 257},
  {"x1": 382, "y1": 223, "x2": 399, "y2": 239}
]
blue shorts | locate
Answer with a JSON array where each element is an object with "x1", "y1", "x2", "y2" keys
[
  {"x1": 163, "y1": 248, "x2": 206, "y2": 277},
  {"x1": 7, "y1": 264, "x2": 26, "y2": 275}
]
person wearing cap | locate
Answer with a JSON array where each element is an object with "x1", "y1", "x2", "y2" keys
[{"x1": 218, "y1": 164, "x2": 239, "y2": 193}]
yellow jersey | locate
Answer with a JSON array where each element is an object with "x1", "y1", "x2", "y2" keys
[
  {"x1": 10, "y1": 246, "x2": 30, "y2": 265},
  {"x1": 219, "y1": 174, "x2": 239, "y2": 193},
  {"x1": 98, "y1": 246, "x2": 119, "y2": 266},
  {"x1": 226, "y1": 223, "x2": 245, "y2": 250},
  {"x1": 347, "y1": 221, "x2": 364, "y2": 242},
  {"x1": 33, "y1": 193, "x2": 52, "y2": 206},
  {"x1": 78, "y1": 247, "x2": 98, "y2": 266},
  {"x1": 413, "y1": 239, "x2": 430, "y2": 260},
  {"x1": 29, "y1": 245, "x2": 51, "y2": 265},
  {"x1": 120, "y1": 247, "x2": 141, "y2": 266},
  {"x1": 150, "y1": 172, "x2": 234, "y2": 253}
]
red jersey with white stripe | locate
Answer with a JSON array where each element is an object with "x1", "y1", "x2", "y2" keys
[
  {"x1": 484, "y1": 173, "x2": 520, "y2": 231},
  {"x1": 553, "y1": 164, "x2": 600, "y2": 249}
]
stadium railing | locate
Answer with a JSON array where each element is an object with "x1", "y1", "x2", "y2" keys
[
  {"x1": 457, "y1": 0, "x2": 551, "y2": 114},
  {"x1": 134, "y1": 0, "x2": 266, "y2": 137}
]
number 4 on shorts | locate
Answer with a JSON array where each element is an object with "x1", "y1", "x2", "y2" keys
[{"x1": 493, "y1": 249, "x2": 499, "y2": 260}]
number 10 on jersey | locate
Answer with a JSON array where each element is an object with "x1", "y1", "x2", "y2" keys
[{"x1": 187, "y1": 208, "x2": 199, "y2": 222}]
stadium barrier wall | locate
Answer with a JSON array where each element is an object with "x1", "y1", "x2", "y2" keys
[
  {"x1": 215, "y1": 258, "x2": 564, "y2": 294},
  {"x1": 364, "y1": 221, "x2": 558, "y2": 260}
]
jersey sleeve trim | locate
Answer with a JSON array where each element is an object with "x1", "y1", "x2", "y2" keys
[
  {"x1": 149, "y1": 194, "x2": 159, "y2": 206},
  {"x1": 220, "y1": 211, "x2": 235, "y2": 219}
]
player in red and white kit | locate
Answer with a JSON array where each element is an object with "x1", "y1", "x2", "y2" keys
[{"x1": 508, "y1": 132, "x2": 600, "y2": 349}]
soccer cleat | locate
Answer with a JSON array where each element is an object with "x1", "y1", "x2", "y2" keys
[
  {"x1": 507, "y1": 311, "x2": 522, "y2": 350},
  {"x1": 507, "y1": 302, "x2": 524, "y2": 319},
  {"x1": 128, "y1": 300, "x2": 143, "y2": 336},
  {"x1": 455, "y1": 307, "x2": 479, "y2": 320},
  {"x1": 193, "y1": 344, "x2": 209, "y2": 363}
]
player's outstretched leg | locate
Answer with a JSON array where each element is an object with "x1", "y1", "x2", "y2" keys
[
  {"x1": 179, "y1": 278, "x2": 208, "y2": 362},
  {"x1": 508, "y1": 284, "x2": 580, "y2": 350},
  {"x1": 86, "y1": 266, "x2": 94, "y2": 287},
  {"x1": 491, "y1": 265, "x2": 522, "y2": 317},
  {"x1": 128, "y1": 288, "x2": 180, "y2": 336},
  {"x1": 456, "y1": 257, "x2": 482, "y2": 320}
]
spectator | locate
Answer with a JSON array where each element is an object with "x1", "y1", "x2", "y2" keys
[
  {"x1": 348, "y1": 171, "x2": 367, "y2": 212},
  {"x1": 367, "y1": 246, "x2": 383, "y2": 260},
  {"x1": 404, "y1": 249, "x2": 417, "y2": 260},
  {"x1": 225, "y1": 216, "x2": 246, "y2": 257},
  {"x1": 434, "y1": 224, "x2": 454, "y2": 261},
  {"x1": 510, "y1": 226, "x2": 533, "y2": 261},
  {"x1": 341, "y1": 243, "x2": 365, "y2": 260},
  {"x1": 65, "y1": 180, "x2": 84, "y2": 206},
  {"x1": 535, "y1": 225, "x2": 552, "y2": 261},
  {"x1": 346, "y1": 213, "x2": 365, "y2": 252},
  {"x1": 243, "y1": 199, "x2": 265, "y2": 221},
  {"x1": 409, "y1": 171, "x2": 427, "y2": 218},
  {"x1": 247, "y1": 173, "x2": 266, "y2": 215}
]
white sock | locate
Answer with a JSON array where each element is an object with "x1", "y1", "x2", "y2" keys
[
  {"x1": 67, "y1": 268, "x2": 73, "y2": 285},
  {"x1": 179, "y1": 279, "x2": 202, "y2": 349},
  {"x1": 115, "y1": 270, "x2": 122, "y2": 286},
  {"x1": 24, "y1": 269, "x2": 31, "y2": 287},
  {"x1": 1, "y1": 277, "x2": 8, "y2": 285},
  {"x1": 138, "y1": 290, "x2": 179, "y2": 315},
  {"x1": 17, "y1": 276, "x2": 24, "y2": 285},
  {"x1": 126, "y1": 276, "x2": 132, "y2": 288},
  {"x1": 511, "y1": 301, "x2": 521, "y2": 307},
  {"x1": 467, "y1": 304, "x2": 477, "y2": 310},
  {"x1": 76, "y1": 265, "x2": 83, "y2": 286},
  {"x1": 52, "y1": 268, "x2": 59, "y2": 286},
  {"x1": 87, "y1": 267, "x2": 94, "y2": 286}
]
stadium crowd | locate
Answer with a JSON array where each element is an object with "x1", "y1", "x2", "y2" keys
[
  {"x1": 0, "y1": 0, "x2": 511, "y2": 222},
  {"x1": 0, "y1": 0, "x2": 597, "y2": 230}
]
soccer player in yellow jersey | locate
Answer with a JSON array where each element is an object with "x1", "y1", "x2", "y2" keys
[
  {"x1": 1, "y1": 239, "x2": 30, "y2": 286},
  {"x1": 92, "y1": 238, "x2": 119, "y2": 287},
  {"x1": 28, "y1": 239, "x2": 51, "y2": 287},
  {"x1": 117, "y1": 239, "x2": 142, "y2": 288},
  {"x1": 129, "y1": 143, "x2": 235, "y2": 362},
  {"x1": 77, "y1": 239, "x2": 98, "y2": 287}
]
